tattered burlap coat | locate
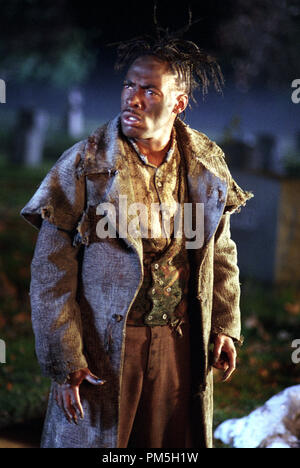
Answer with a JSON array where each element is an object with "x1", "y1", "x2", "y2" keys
[{"x1": 20, "y1": 115, "x2": 254, "y2": 448}]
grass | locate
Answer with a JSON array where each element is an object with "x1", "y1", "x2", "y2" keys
[
  {"x1": 213, "y1": 279, "x2": 300, "y2": 447},
  {"x1": 0, "y1": 152, "x2": 299, "y2": 444},
  {"x1": 0, "y1": 158, "x2": 52, "y2": 429}
]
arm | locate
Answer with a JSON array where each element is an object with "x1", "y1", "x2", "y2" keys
[
  {"x1": 20, "y1": 141, "x2": 89, "y2": 382},
  {"x1": 211, "y1": 212, "x2": 242, "y2": 343},
  {"x1": 30, "y1": 219, "x2": 89, "y2": 384},
  {"x1": 30, "y1": 220, "x2": 105, "y2": 423},
  {"x1": 211, "y1": 212, "x2": 242, "y2": 381}
]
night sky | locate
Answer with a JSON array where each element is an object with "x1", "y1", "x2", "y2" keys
[{"x1": 74, "y1": 1, "x2": 232, "y2": 50}]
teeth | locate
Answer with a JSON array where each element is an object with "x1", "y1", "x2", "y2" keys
[{"x1": 128, "y1": 116, "x2": 138, "y2": 121}]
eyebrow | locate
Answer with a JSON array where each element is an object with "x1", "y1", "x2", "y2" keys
[{"x1": 124, "y1": 79, "x2": 161, "y2": 92}]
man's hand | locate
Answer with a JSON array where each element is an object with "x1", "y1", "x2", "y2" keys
[
  {"x1": 212, "y1": 334, "x2": 237, "y2": 382},
  {"x1": 54, "y1": 368, "x2": 106, "y2": 424}
]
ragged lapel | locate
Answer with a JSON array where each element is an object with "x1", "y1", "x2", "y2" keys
[
  {"x1": 81, "y1": 114, "x2": 143, "y2": 260},
  {"x1": 175, "y1": 118, "x2": 228, "y2": 247}
]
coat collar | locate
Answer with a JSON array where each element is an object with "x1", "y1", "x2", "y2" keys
[
  {"x1": 83, "y1": 114, "x2": 230, "y2": 184},
  {"x1": 80, "y1": 114, "x2": 251, "y2": 255}
]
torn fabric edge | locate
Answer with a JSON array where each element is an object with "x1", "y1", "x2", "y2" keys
[
  {"x1": 20, "y1": 140, "x2": 87, "y2": 232},
  {"x1": 224, "y1": 176, "x2": 254, "y2": 215},
  {"x1": 72, "y1": 209, "x2": 91, "y2": 247}
]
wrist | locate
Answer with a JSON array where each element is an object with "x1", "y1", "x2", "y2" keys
[{"x1": 67, "y1": 367, "x2": 89, "y2": 385}]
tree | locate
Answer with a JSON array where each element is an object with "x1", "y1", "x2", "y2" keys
[
  {"x1": 217, "y1": 0, "x2": 300, "y2": 90},
  {"x1": 0, "y1": 0, "x2": 98, "y2": 88},
  {"x1": 0, "y1": 0, "x2": 101, "y2": 165}
]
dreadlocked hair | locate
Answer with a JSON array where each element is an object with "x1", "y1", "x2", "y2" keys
[{"x1": 112, "y1": 34, "x2": 224, "y2": 108}]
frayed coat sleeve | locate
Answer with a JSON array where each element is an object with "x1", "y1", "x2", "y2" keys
[
  {"x1": 211, "y1": 174, "x2": 254, "y2": 346},
  {"x1": 20, "y1": 141, "x2": 89, "y2": 383},
  {"x1": 30, "y1": 220, "x2": 88, "y2": 384},
  {"x1": 211, "y1": 211, "x2": 243, "y2": 345}
]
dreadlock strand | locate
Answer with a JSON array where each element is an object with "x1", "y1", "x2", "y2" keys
[{"x1": 111, "y1": 26, "x2": 224, "y2": 104}]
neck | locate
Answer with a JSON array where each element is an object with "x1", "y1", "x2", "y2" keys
[
  {"x1": 134, "y1": 128, "x2": 173, "y2": 167},
  {"x1": 135, "y1": 131, "x2": 171, "y2": 151},
  {"x1": 136, "y1": 135, "x2": 172, "y2": 167}
]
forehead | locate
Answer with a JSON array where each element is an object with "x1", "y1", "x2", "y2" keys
[{"x1": 125, "y1": 56, "x2": 176, "y2": 87}]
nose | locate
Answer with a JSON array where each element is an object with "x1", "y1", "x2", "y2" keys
[{"x1": 126, "y1": 88, "x2": 142, "y2": 109}]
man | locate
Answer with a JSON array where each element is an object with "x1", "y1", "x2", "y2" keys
[{"x1": 20, "y1": 37, "x2": 254, "y2": 448}]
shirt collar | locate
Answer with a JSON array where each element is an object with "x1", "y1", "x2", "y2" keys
[{"x1": 127, "y1": 127, "x2": 176, "y2": 167}]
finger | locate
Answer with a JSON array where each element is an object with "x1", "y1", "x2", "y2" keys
[
  {"x1": 213, "y1": 360, "x2": 229, "y2": 371},
  {"x1": 222, "y1": 351, "x2": 236, "y2": 382},
  {"x1": 73, "y1": 386, "x2": 84, "y2": 419},
  {"x1": 84, "y1": 372, "x2": 106, "y2": 386},
  {"x1": 67, "y1": 390, "x2": 80, "y2": 424},
  {"x1": 69, "y1": 401, "x2": 79, "y2": 425},
  {"x1": 222, "y1": 366, "x2": 235, "y2": 382},
  {"x1": 62, "y1": 390, "x2": 74, "y2": 423}
]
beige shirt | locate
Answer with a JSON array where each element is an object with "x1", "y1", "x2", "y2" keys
[{"x1": 126, "y1": 128, "x2": 181, "y2": 253}]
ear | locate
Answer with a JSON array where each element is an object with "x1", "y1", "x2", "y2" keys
[{"x1": 173, "y1": 94, "x2": 189, "y2": 115}]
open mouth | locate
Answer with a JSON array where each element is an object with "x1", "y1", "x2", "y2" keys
[{"x1": 122, "y1": 112, "x2": 143, "y2": 126}]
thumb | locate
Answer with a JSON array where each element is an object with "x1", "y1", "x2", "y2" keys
[{"x1": 84, "y1": 371, "x2": 106, "y2": 386}]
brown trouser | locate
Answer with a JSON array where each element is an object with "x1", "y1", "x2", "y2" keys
[{"x1": 118, "y1": 319, "x2": 193, "y2": 448}]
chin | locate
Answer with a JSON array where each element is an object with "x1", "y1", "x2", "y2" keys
[{"x1": 121, "y1": 121, "x2": 147, "y2": 140}]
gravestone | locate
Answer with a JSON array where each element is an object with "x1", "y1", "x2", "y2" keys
[
  {"x1": 66, "y1": 88, "x2": 84, "y2": 138},
  {"x1": 0, "y1": 79, "x2": 6, "y2": 104},
  {"x1": 13, "y1": 108, "x2": 49, "y2": 166},
  {"x1": 230, "y1": 169, "x2": 300, "y2": 284},
  {"x1": 0, "y1": 339, "x2": 5, "y2": 364}
]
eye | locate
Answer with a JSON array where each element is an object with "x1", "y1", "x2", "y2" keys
[{"x1": 146, "y1": 89, "x2": 156, "y2": 96}]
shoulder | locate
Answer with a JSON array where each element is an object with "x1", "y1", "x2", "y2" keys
[
  {"x1": 19, "y1": 120, "x2": 114, "y2": 231},
  {"x1": 19, "y1": 139, "x2": 88, "y2": 231},
  {"x1": 174, "y1": 118, "x2": 231, "y2": 181},
  {"x1": 48, "y1": 118, "x2": 112, "y2": 179},
  {"x1": 188, "y1": 125, "x2": 226, "y2": 159},
  {"x1": 175, "y1": 118, "x2": 225, "y2": 160},
  {"x1": 53, "y1": 139, "x2": 88, "y2": 179},
  {"x1": 175, "y1": 118, "x2": 254, "y2": 214}
]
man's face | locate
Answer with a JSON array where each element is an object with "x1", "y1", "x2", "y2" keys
[{"x1": 120, "y1": 55, "x2": 186, "y2": 140}]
